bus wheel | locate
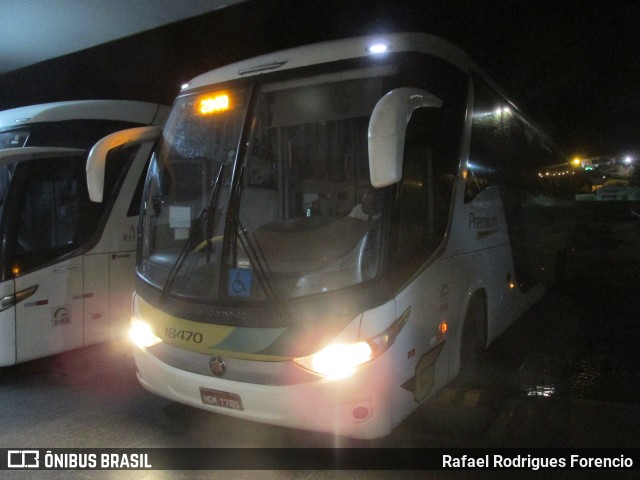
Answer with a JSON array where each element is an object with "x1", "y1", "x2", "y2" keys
[{"x1": 460, "y1": 292, "x2": 487, "y2": 381}]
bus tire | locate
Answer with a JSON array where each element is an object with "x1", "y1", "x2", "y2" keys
[{"x1": 460, "y1": 291, "x2": 488, "y2": 380}]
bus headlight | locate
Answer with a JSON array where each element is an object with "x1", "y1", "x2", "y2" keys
[
  {"x1": 293, "y1": 307, "x2": 412, "y2": 379},
  {"x1": 293, "y1": 341, "x2": 373, "y2": 379},
  {"x1": 129, "y1": 318, "x2": 162, "y2": 348}
]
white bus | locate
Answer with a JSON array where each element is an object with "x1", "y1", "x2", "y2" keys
[
  {"x1": 115, "y1": 33, "x2": 572, "y2": 439},
  {"x1": 0, "y1": 100, "x2": 168, "y2": 366}
]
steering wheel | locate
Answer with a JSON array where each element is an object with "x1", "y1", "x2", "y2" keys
[{"x1": 193, "y1": 235, "x2": 223, "y2": 252}]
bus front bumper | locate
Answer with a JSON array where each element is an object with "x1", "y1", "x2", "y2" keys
[{"x1": 132, "y1": 343, "x2": 395, "y2": 440}]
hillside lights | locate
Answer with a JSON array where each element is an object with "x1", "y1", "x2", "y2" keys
[{"x1": 129, "y1": 318, "x2": 162, "y2": 348}]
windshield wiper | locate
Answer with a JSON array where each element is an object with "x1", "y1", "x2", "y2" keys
[
  {"x1": 233, "y1": 216, "x2": 291, "y2": 322},
  {"x1": 204, "y1": 164, "x2": 225, "y2": 263},
  {"x1": 159, "y1": 163, "x2": 225, "y2": 305}
]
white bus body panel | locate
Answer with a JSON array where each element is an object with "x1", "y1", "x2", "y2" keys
[
  {"x1": 444, "y1": 184, "x2": 551, "y2": 378},
  {"x1": 0, "y1": 282, "x2": 16, "y2": 365},
  {"x1": 83, "y1": 253, "x2": 110, "y2": 344},
  {"x1": 79, "y1": 253, "x2": 137, "y2": 345},
  {"x1": 108, "y1": 252, "x2": 137, "y2": 337},
  {"x1": 15, "y1": 258, "x2": 84, "y2": 363}
]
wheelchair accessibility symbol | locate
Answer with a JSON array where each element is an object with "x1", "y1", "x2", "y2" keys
[{"x1": 228, "y1": 268, "x2": 252, "y2": 297}]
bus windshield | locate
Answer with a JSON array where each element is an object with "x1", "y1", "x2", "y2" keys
[{"x1": 140, "y1": 68, "x2": 394, "y2": 302}]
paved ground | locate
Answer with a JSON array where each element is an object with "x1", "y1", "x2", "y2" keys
[{"x1": 1, "y1": 206, "x2": 639, "y2": 479}]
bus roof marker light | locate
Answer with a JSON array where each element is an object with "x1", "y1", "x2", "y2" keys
[{"x1": 367, "y1": 42, "x2": 389, "y2": 55}]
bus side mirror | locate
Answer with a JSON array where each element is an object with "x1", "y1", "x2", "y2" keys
[
  {"x1": 86, "y1": 125, "x2": 162, "y2": 202},
  {"x1": 367, "y1": 87, "x2": 442, "y2": 187}
]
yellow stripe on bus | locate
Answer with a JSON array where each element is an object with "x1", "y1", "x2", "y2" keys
[{"x1": 136, "y1": 296, "x2": 289, "y2": 361}]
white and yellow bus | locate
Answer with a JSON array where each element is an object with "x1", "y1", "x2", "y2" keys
[
  {"x1": 0, "y1": 100, "x2": 168, "y2": 366},
  {"x1": 113, "y1": 33, "x2": 572, "y2": 439}
]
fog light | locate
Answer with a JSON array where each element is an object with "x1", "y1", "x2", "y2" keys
[{"x1": 353, "y1": 406, "x2": 370, "y2": 420}]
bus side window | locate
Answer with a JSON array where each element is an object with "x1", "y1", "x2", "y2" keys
[
  {"x1": 466, "y1": 81, "x2": 506, "y2": 202},
  {"x1": 469, "y1": 76, "x2": 569, "y2": 291}
]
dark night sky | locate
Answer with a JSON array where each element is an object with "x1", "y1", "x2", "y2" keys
[{"x1": 0, "y1": 0, "x2": 638, "y2": 158}]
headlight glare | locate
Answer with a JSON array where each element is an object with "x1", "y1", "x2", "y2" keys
[
  {"x1": 129, "y1": 318, "x2": 162, "y2": 348},
  {"x1": 294, "y1": 341, "x2": 373, "y2": 379},
  {"x1": 293, "y1": 307, "x2": 412, "y2": 379}
]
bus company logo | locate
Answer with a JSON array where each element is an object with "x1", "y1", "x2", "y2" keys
[
  {"x1": 187, "y1": 306, "x2": 249, "y2": 322},
  {"x1": 468, "y1": 212, "x2": 498, "y2": 230},
  {"x1": 209, "y1": 356, "x2": 227, "y2": 377},
  {"x1": 123, "y1": 225, "x2": 136, "y2": 242},
  {"x1": 468, "y1": 212, "x2": 498, "y2": 239},
  {"x1": 52, "y1": 307, "x2": 71, "y2": 327},
  {"x1": 7, "y1": 450, "x2": 39, "y2": 469}
]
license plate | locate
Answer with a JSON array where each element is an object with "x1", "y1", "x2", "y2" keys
[{"x1": 199, "y1": 387, "x2": 244, "y2": 411}]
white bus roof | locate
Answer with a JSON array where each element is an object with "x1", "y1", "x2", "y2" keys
[
  {"x1": 0, "y1": 100, "x2": 168, "y2": 130},
  {"x1": 183, "y1": 32, "x2": 476, "y2": 93}
]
